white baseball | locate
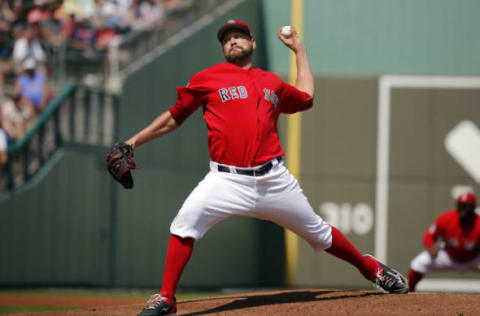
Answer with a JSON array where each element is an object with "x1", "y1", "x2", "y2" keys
[{"x1": 281, "y1": 26, "x2": 292, "y2": 37}]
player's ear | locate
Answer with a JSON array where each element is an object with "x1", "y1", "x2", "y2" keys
[{"x1": 252, "y1": 38, "x2": 256, "y2": 50}]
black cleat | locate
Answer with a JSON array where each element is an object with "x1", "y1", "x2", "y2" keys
[
  {"x1": 137, "y1": 294, "x2": 177, "y2": 316},
  {"x1": 365, "y1": 254, "x2": 409, "y2": 294}
]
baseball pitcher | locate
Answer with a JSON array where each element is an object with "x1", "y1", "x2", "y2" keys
[{"x1": 107, "y1": 20, "x2": 408, "y2": 316}]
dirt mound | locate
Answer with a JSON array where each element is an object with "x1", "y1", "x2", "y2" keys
[{"x1": 5, "y1": 289, "x2": 480, "y2": 315}]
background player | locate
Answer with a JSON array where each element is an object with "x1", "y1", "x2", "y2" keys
[
  {"x1": 115, "y1": 20, "x2": 408, "y2": 316},
  {"x1": 408, "y1": 192, "x2": 480, "y2": 292}
]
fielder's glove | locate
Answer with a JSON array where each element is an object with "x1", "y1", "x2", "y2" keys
[{"x1": 106, "y1": 142, "x2": 139, "y2": 189}]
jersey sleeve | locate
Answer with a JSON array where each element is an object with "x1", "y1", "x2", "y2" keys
[
  {"x1": 277, "y1": 81, "x2": 313, "y2": 114},
  {"x1": 423, "y1": 214, "x2": 444, "y2": 249},
  {"x1": 169, "y1": 74, "x2": 208, "y2": 125}
]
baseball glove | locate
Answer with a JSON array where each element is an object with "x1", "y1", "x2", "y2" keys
[{"x1": 106, "y1": 142, "x2": 139, "y2": 189}]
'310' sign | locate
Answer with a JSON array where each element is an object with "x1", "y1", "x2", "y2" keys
[{"x1": 318, "y1": 202, "x2": 374, "y2": 235}]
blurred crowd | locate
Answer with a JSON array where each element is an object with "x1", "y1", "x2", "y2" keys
[{"x1": 0, "y1": 0, "x2": 193, "y2": 171}]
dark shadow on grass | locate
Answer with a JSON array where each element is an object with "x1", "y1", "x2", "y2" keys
[{"x1": 180, "y1": 290, "x2": 384, "y2": 316}]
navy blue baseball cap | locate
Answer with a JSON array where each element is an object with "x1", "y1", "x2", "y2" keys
[{"x1": 217, "y1": 20, "x2": 253, "y2": 42}]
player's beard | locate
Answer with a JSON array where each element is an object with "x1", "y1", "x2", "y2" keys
[{"x1": 224, "y1": 45, "x2": 253, "y2": 63}]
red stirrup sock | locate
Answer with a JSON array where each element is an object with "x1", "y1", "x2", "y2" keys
[
  {"x1": 407, "y1": 269, "x2": 424, "y2": 292},
  {"x1": 325, "y1": 226, "x2": 378, "y2": 281},
  {"x1": 160, "y1": 234, "x2": 195, "y2": 299}
]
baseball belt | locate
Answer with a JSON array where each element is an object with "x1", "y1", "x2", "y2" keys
[{"x1": 217, "y1": 157, "x2": 283, "y2": 177}]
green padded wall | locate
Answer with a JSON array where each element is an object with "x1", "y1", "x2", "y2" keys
[
  {"x1": 295, "y1": 77, "x2": 480, "y2": 289},
  {"x1": 0, "y1": 150, "x2": 111, "y2": 286},
  {"x1": 264, "y1": 0, "x2": 480, "y2": 76},
  {"x1": 295, "y1": 77, "x2": 379, "y2": 288}
]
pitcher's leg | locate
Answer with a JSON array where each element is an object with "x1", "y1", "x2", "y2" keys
[
  {"x1": 160, "y1": 235, "x2": 195, "y2": 299},
  {"x1": 170, "y1": 172, "x2": 255, "y2": 239},
  {"x1": 325, "y1": 226, "x2": 378, "y2": 281},
  {"x1": 138, "y1": 172, "x2": 255, "y2": 316},
  {"x1": 257, "y1": 185, "x2": 378, "y2": 281},
  {"x1": 323, "y1": 227, "x2": 407, "y2": 293},
  {"x1": 256, "y1": 166, "x2": 407, "y2": 293}
]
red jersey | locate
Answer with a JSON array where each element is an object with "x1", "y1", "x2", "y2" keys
[
  {"x1": 423, "y1": 209, "x2": 480, "y2": 262},
  {"x1": 169, "y1": 62, "x2": 313, "y2": 167}
]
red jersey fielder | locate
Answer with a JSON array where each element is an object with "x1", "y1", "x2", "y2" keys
[
  {"x1": 122, "y1": 20, "x2": 408, "y2": 316},
  {"x1": 408, "y1": 192, "x2": 480, "y2": 292}
]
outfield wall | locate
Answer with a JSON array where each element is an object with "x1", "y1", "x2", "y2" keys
[
  {"x1": 295, "y1": 76, "x2": 480, "y2": 288},
  {"x1": 0, "y1": 150, "x2": 112, "y2": 286},
  {"x1": 263, "y1": 0, "x2": 480, "y2": 288},
  {"x1": 264, "y1": 0, "x2": 480, "y2": 76}
]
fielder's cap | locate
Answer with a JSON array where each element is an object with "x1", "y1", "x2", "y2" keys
[
  {"x1": 457, "y1": 192, "x2": 476, "y2": 205},
  {"x1": 217, "y1": 20, "x2": 252, "y2": 42}
]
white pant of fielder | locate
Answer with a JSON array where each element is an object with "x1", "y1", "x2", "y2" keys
[{"x1": 411, "y1": 244, "x2": 480, "y2": 274}]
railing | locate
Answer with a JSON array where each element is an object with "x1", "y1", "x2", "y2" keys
[{"x1": 1, "y1": 84, "x2": 119, "y2": 192}]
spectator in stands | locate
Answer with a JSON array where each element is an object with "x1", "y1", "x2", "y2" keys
[
  {"x1": 124, "y1": 0, "x2": 165, "y2": 31},
  {"x1": 61, "y1": 0, "x2": 95, "y2": 21},
  {"x1": 1, "y1": 92, "x2": 35, "y2": 140},
  {"x1": 95, "y1": 25, "x2": 117, "y2": 53},
  {"x1": 9, "y1": 0, "x2": 26, "y2": 35},
  {"x1": 60, "y1": 12, "x2": 75, "y2": 40},
  {"x1": 0, "y1": 0, "x2": 16, "y2": 95},
  {"x1": 93, "y1": 0, "x2": 127, "y2": 30},
  {"x1": 43, "y1": 0, "x2": 67, "y2": 45},
  {"x1": 64, "y1": 14, "x2": 97, "y2": 57},
  {"x1": 0, "y1": 0, "x2": 15, "y2": 31},
  {"x1": 123, "y1": 0, "x2": 141, "y2": 30},
  {"x1": 0, "y1": 0, "x2": 15, "y2": 25},
  {"x1": 0, "y1": 112, "x2": 7, "y2": 190},
  {"x1": 27, "y1": 0, "x2": 51, "y2": 25},
  {"x1": 28, "y1": 0, "x2": 62, "y2": 48},
  {"x1": 0, "y1": 28, "x2": 10, "y2": 97},
  {"x1": 0, "y1": 120, "x2": 7, "y2": 165},
  {"x1": 90, "y1": 0, "x2": 127, "y2": 55},
  {"x1": 14, "y1": 58, "x2": 50, "y2": 114},
  {"x1": 12, "y1": 21, "x2": 47, "y2": 74},
  {"x1": 2, "y1": 0, "x2": 202, "y2": 90}
]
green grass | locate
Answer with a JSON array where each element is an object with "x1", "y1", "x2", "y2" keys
[
  {"x1": 0, "y1": 288, "x2": 153, "y2": 298},
  {"x1": 0, "y1": 288, "x2": 226, "y2": 298},
  {"x1": 0, "y1": 288, "x2": 227, "y2": 314},
  {"x1": 0, "y1": 306, "x2": 74, "y2": 315}
]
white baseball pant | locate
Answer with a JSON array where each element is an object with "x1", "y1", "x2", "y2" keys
[
  {"x1": 170, "y1": 158, "x2": 333, "y2": 251},
  {"x1": 410, "y1": 244, "x2": 480, "y2": 273}
]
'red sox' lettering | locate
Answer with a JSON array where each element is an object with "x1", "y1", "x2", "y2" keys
[{"x1": 218, "y1": 86, "x2": 248, "y2": 102}]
